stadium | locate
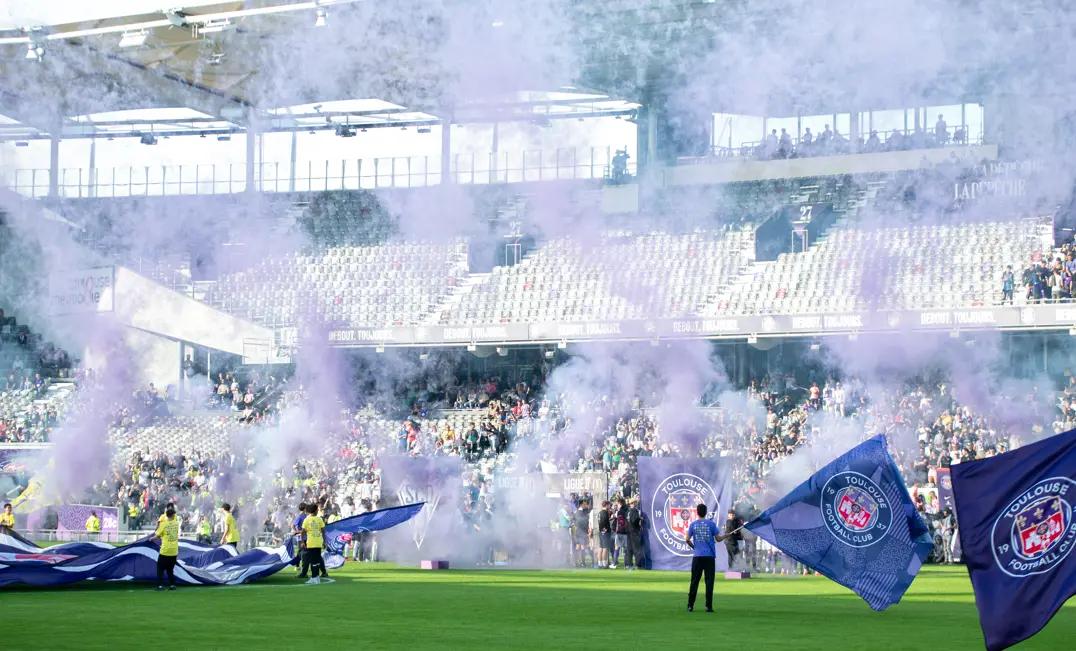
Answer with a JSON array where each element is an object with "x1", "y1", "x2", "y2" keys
[{"x1": 0, "y1": 1, "x2": 1075, "y2": 649}]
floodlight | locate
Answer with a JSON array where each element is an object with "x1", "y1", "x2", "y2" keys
[
  {"x1": 140, "y1": 133, "x2": 158, "y2": 145},
  {"x1": 119, "y1": 30, "x2": 148, "y2": 48},
  {"x1": 314, "y1": 10, "x2": 327, "y2": 27}
]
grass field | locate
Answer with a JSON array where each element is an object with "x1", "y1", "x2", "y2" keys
[{"x1": 1, "y1": 564, "x2": 1073, "y2": 650}]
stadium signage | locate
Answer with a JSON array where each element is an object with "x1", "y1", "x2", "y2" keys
[
  {"x1": 671, "y1": 318, "x2": 739, "y2": 334},
  {"x1": 919, "y1": 309, "x2": 997, "y2": 326},
  {"x1": 329, "y1": 328, "x2": 396, "y2": 342},
  {"x1": 47, "y1": 266, "x2": 115, "y2": 314}
]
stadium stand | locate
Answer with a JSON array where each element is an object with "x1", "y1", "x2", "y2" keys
[
  {"x1": 710, "y1": 215, "x2": 1053, "y2": 315},
  {"x1": 445, "y1": 228, "x2": 753, "y2": 324},
  {"x1": 205, "y1": 240, "x2": 470, "y2": 327}
]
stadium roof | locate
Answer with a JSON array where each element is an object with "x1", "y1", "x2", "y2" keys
[{"x1": 0, "y1": 1, "x2": 639, "y2": 141}]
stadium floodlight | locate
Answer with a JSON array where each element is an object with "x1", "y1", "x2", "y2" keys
[
  {"x1": 199, "y1": 19, "x2": 235, "y2": 35},
  {"x1": 417, "y1": 127, "x2": 432, "y2": 134},
  {"x1": 466, "y1": 343, "x2": 477, "y2": 352},
  {"x1": 809, "y1": 342, "x2": 821, "y2": 351},
  {"x1": 496, "y1": 347, "x2": 508, "y2": 357},
  {"x1": 14, "y1": 141, "x2": 28, "y2": 147},
  {"x1": 314, "y1": 9, "x2": 327, "y2": 27},
  {"x1": 375, "y1": 345, "x2": 386, "y2": 354},
  {"x1": 1070, "y1": 327, "x2": 1076, "y2": 337},
  {"x1": 119, "y1": 30, "x2": 148, "y2": 47},
  {"x1": 747, "y1": 335, "x2": 758, "y2": 345},
  {"x1": 418, "y1": 351, "x2": 429, "y2": 361},
  {"x1": 24, "y1": 41, "x2": 44, "y2": 60},
  {"x1": 949, "y1": 329, "x2": 960, "y2": 339},
  {"x1": 166, "y1": 9, "x2": 189, "y2": 27},
  {"x1": 217, "y1": 134, "x2": 231, "y2": 141},
  {"x1": 544, "y1": 349, "x2": 554, "y2": 359},
  {"x1": 140, "y1": 133, "x2": 158, "y2": 145},
  {"x1": 557, "y1": 340, "x2": 567, "y2": 349},
  {"x1": 335, "y1": 124, "x2": 356, "y2": 137}
]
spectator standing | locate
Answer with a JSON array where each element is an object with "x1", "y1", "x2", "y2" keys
[
  {"x1": 596, "y1": 500, "x2": 613, "y2": 569},
  {"x1": 934, "y1": 114, "x2": 948, "y2": 144},
  {"x1": 612, "y1": 497, "x2": 629, "y2": 569},
  {"x1": 627, "y1": 496, "x2": 646, "y2": 570},
  {"x1": 1001, "y1": 266, "x2": 1015, "y2": 304}
]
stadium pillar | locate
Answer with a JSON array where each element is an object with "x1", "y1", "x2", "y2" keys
[
  {"x1": 48, "y1": 129, "x2": 60, "y2": 199},
  {"x1": 289, "y1": 131, "x2": 297, "y2": 193},
  {"x1": 441, "y1": 120, "x2": 452, "y2": 184},
  {"x1": 245, "y1": 108, "x2": 258, "y2": 194}
]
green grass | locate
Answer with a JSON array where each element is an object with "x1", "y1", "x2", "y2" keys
[{"x1": 1, "y1": 564, "x2": 1072, "y2": 650}]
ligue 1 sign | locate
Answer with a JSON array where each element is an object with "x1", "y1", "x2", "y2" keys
[{"x1": 651, "y1": 472, "x2": 717, "y2": 557}]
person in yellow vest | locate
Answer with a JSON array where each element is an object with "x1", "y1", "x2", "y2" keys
[
  {"x1": 85, "y1": 511, "x2": 101, "y2": 536},
  {"x1": 301, "y1": 503, "x2": 331, "y2": 584},
  {"x1": 153, "y1": 504, "x2": 180, "y2": 591},
  {"x1": 220, "y1": 503, "x2": 239, "y2": 551},
  {"x1": 197, "y1": 515, "x2": 212, "y2": 544},
  {"x1": 1, "y1": 502, "x2": 15, "y2": 530}
]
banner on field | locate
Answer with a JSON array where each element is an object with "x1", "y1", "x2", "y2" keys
[
  {"x1": 637, "y1": 457, "x2": 734, "y2": 571},
  {"x1": 378, "y1": 456, "x2": 462, "y2": 560},
  {"x1": 57, "y1": 504, "x2": 119, "y2": 533}
]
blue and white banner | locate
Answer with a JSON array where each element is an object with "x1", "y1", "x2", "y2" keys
[
  {"x1": 746, "y1": 435, "x2": 933, "y2": 611},
  {"x1": 0, "y1": 529, "x2": 291, "y2": 587},
  {"x1": 305, "y1": 502, "x2": 425, "y2": 569},
  {"x1": 637, "y1": 457, "x2": 734, "y2": 571}
]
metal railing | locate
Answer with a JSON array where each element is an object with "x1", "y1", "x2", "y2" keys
[
  {"x1": 708, "y1": 126, "x2": 985, "y2": 162},
  {"x1": 2, "y1": 146, "x2": 635, "y2": 198}
]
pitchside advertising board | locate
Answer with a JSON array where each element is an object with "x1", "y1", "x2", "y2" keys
[
  {"x1": 637, "y1": 457, "x2": 733, "y2": 571},
  {"x1": 47, "y1": 266, "x2": 115, "y2": 315}
]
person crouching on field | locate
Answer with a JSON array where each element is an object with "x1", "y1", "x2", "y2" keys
[
  {"x1": 154, "y1": 505, "x2": 180, "y2": 591},
  {"x1": 301, "y1": 503, "x2": 332, "y2": 584}
]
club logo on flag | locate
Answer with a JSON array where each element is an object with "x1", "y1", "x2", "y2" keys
[
  {"x1": 821, "y1": 471, "x2": 893, "y2": 547},
  {"x1": 651, "y1": 473, "x2": 716, "y2": 556},
  {"x1": 990, "y1": 476, "x2": 1076, "y2": 577}
]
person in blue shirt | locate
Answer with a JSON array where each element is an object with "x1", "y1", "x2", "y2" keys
[
  {"x1": 684, "y1": 503, "x2": 731, "y2": 612},
  {"x1": 293, "y1": 502, "x2": 310, "y2": 578}
]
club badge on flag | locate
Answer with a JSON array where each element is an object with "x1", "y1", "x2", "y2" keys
[
  {"x1": 950, "y1": 428, "x2": 1076, "y2": 651},
  {"x1": 745, "y1": 434, "x2": 933, "y2": 611}
]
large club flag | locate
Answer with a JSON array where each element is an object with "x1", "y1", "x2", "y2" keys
[
  {"x1": 638, "y1": 457, "x2": 734, "y2": 571},
  {"x1": 745, "y1": 435, "x2": 934, "y2": 611},
  {"x1": 950, "y1": 428, "x2": 1076, "y2": 651}
]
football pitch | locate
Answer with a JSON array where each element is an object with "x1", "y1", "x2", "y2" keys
[{"x1": 1, "y1": 564, "x2": 1072, "y2": 650}]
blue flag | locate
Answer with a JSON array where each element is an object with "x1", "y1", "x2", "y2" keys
[
  {"x1": 637, "y1": 457, "x2": 734, "y2": 570},
  {"x1": 311, "y1": 502, "x2": 425, "y2": 569},
  {"x1": 950, "y1": 428, "x2": 1076, "y2": 651},
  {"x1": 745, "y1": 434, "x2": 933, "y2": 610}
]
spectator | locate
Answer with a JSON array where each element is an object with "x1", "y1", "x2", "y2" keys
[
  {"x1": 934, "y1": 114, "x2": 948, "y2": 145},
  {"x1": 1001, "y1": 265, "x2": 1015, "y2": 304}
]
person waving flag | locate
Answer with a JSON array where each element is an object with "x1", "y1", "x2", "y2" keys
[
  {"x1": 950, "y1": 427, "x2": 1076, "y2": 650},
  {"x1": 745, "y1": 434, "x2": 933, "y2": 610}
]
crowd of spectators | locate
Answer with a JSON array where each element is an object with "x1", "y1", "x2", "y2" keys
[
  {"x1": 750, "y1": 116, "x2": 970, "y2": 161},
  {"x1": 7, "y1": 338, "x2": 1073, "y2": 570}
]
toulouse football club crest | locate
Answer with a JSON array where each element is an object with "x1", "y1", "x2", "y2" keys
[
  {"x1": 821, "y1": 471, "x2": 893, "y2": 547},
  {"x1": 651, "y1": 473, "x2": 716, "y2": 556},
  {"x1": 990, "y1": 477, "x2": 1076, "y2": 577}
]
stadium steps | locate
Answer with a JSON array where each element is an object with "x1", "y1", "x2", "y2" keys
[{"x1": 427, "y1": 273, "x2": 492, "y2": 326}]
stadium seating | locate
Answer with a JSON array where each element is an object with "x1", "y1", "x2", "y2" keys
[
  {"x1": 205, "y1": 240, "x2": 470, "y2": 327},
  {"x1": 0, "y1": 382, "x2": 77, "y2": 443},
  {"x1": 708, "y1": 215, "x2": 1053, "y2": 316},
  {"x1": 110, "y1": 414, "x2": 240, "y2": 455},
  {"x1": 445, "y1": 228, "x2": 754, "y2": 324}
]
